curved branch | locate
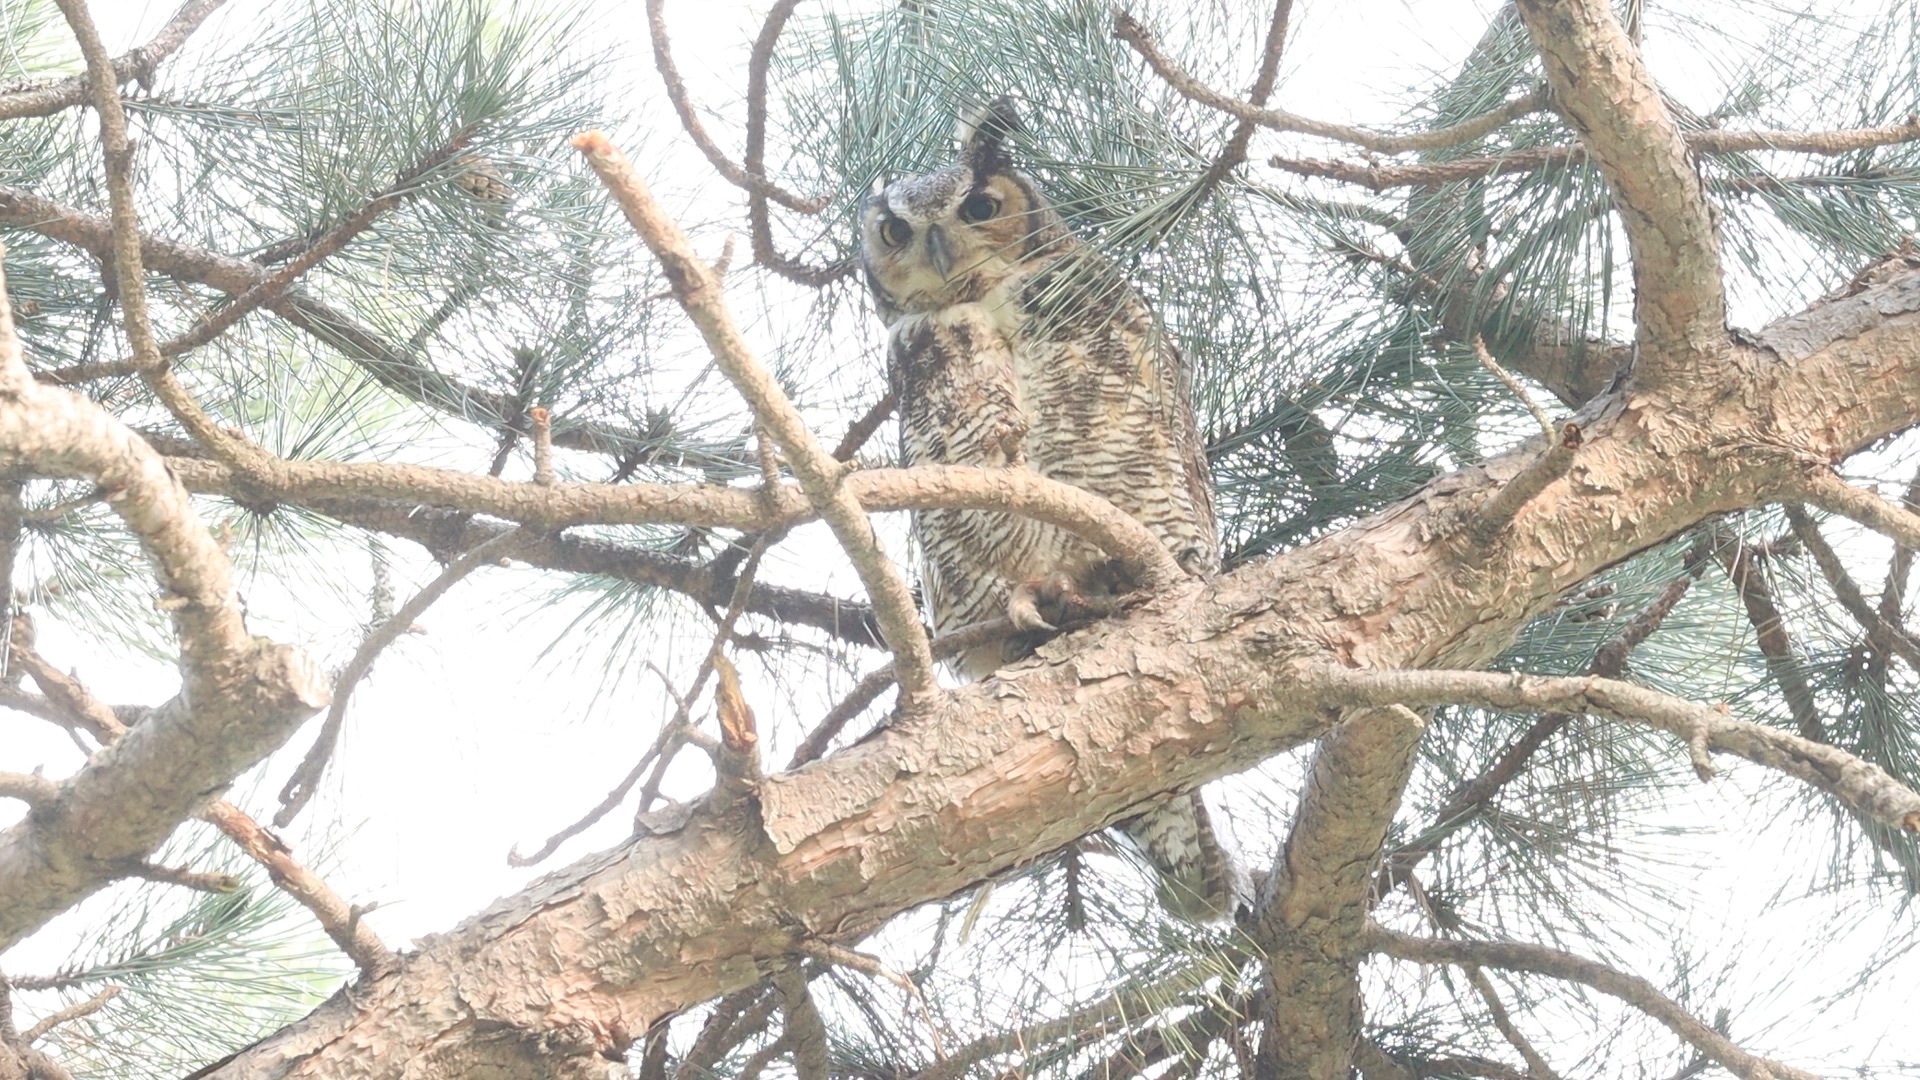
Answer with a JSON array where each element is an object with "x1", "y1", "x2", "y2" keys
[
  {"x1": 643, "y1": 0, "x2": 827, "y2": 214},
  {"x1": 1115, "y1": 11, "x2": 1548, "y2": 155},
  {"x1": 1309, "y1": 666, "x2": 1920, "y2": 831},
  {"x1": 1367, "y1": 927, "x2": 1816, "y2": 1080}
]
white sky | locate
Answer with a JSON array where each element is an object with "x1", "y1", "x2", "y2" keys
[{"x1": 3, "y1": 0, "x2": 1919, "y2": 1073}]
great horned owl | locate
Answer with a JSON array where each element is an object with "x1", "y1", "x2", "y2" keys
[{"x1": 859, "y1": 100, "x2": 1234, "y2": 922}]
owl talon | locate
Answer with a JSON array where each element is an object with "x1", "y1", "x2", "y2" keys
[{"x1": 1006, "y1": 581, "x2": 1056, "y2": 632}]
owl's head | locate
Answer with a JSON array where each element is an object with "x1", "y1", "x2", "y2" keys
[{"x1": 860, "y1": 98, "x2": 1067, "y2": 321}]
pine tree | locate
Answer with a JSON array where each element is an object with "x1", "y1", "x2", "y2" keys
[{"x1": 2, "y1": 0, "x2": 1920, "y2": 1076}]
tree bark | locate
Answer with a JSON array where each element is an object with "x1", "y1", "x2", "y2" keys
[{"x1": 192, "y1": 266, "x2": 1920, "y2": 1075}]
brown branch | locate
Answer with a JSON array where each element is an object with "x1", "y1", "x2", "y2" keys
[
  {"x1": 275, "y1": 527, "x2": 525, "y2": 826},
  {"x1": 1185, "y1": 0, "x2": 1294, "y2": 201},
  {"x1": 1515, "y1": 0, "x2": 1725, "y2": 370},
  {"x1": 0, "y1": 182, "x2": 699, "y2": 460},
  {"x1": 1473, "y1": 337, "x2": 1556, "y2": 438},
  {"x1": 0, "y1": 246, "x2": 328, "y2": 950},
  {"x1": 643, "y1": 0, "x2": 827, "y2": 214},
  {"x1": 1268, "y1": 119, "x2": 1920, "y2": 191},
  {"x1": 1799, "y1": 468, "x2": 1920, "y2": 549},
  {"x1": 1368, "y1": 927, "x2": 1817, "y2": 1080},
  {"x1": 578, "y1": 131, "x2": 939, "y2": 705},
  {"x1": 1463, "y1": 966, "x2": 1560, "y2": 1080},
  {"x1": 0, "y1": 774, "x2": 57, "y2": 805},
  {"x1": 1716, "y1": 539, "x2": 1827, "y2": 742},
  {"x1": 1470, "y1": 423, "x2": 1582, "y2": 544},
  {"x1": 17, "y1": 985, "x2": 119, "y2": 1045},
  {"x1": 127, "y1": 860, "x2": 238, "y2": 893},
  {"x1": 1783, "y1": 503, "x2": 1920, "y2": 672},
  {"x1": 1310, "y1": 666, "x2": 1920, "y2": 831},
  {"x1": 200, "y1": 800, "x2": 397, "y2": 978},
  {"x1": 7, "y1": 635, "x2": 124, "y2": 744},
  {"x1": 1116, "y1": 11, "x2": 1547, "y2": 155},
  {"x1": 0, "y1": 0, "x2": 225, "y2": 120},
  {"x1": 770, "y1": 964, "x2": 831, "y2": 1080},
  {"x1": 742, "y1": 0, "x2": 855, "y2": 288}
]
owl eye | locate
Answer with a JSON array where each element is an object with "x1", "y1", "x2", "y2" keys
[
  {"x1": 879, "y1": 217, "x2": 912, "y2": 247},
  {"x1": 958, "y1": 193, "x2": 1000, "y2": 223}
]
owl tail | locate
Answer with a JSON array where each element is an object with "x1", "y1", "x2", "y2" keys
[{"x1": 1116, "y1": 791, "x2": 1239, "y2": 923}]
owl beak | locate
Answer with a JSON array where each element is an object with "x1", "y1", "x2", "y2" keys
[{"x1": 925, "y1": 224, "x2": 955, "y2": 279}]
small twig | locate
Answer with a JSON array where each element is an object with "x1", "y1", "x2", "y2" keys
[
  {"x1": 0, "y1": 0, "x2": 225, "y2": 121},
  {"x1": 8, "y1": 633, "x2": 127, "y2": 744},
  {"x1": 510, "y1": 534, "x2": 774, "y2": 867},
  {"x1": 1473, "y1": 336, "x2": 1555, "y2": 438},
  {"x1": 530, "y1": 407, "x2": 555, "y2": 486},
  {"x1": 1716, "y1": 535, "x2": 1826, "y2": 742},
  {"x1": 789, "y1": 617, "x2": 1016, "y2": 768},
  {"x1": 1463, "y1": 966, "x2": 1561, "y2": 1080},
  {"x1": 1368, "y1": 926, "x2": 1817, "y2": 1080},
  {"x1": 200, "y1": 799, "x2": 397, "y2": 978},
  {"x1": 742, "y1": 0, "x2": 853, "y2": 287},
  {"x1": 1783, "y1": 504, "x2": 1920, "y2": 671},
  {"x1": 128, "y1": 861, "x2": 238, "y2": 893},
  {"x1": 276, "y1": 527, "x2": 525, "y2": 826},
  {"x1": 831, "y1": 392, "x2": 898, "y2": 463},
  {"x1": 1115, "y1": 10, "x2": 1550, "y2": 155},
  {"x1": 1470, "y1": 424, "x2": 1582, "y2": 544},
  {"x1": 18, "y1": 985, "x2": 119, "y2": 1044},
  {"x1": 1309, "y1": 665, "x2": 1920, "y2": 830},
  {"x1": 577, "y1": 131, "x2": 939, "y2": 709}
]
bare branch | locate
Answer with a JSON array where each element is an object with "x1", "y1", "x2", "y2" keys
[
  {"x1": 275, "y1": 527, "x2": 526, "y2": 826},
  {"x1": 1368, "y1": 926, "x2": 1816, "y2": 1080},
  {"x1": 577, "y1": 131, "x2": 939, "y2": 705},
  {"x1": 1115, "y1": 11, "x2": 1547, "y2": 154},
  {"x1": 7, "y1": 635, "x2": 125, "y2": 744},
  {"x1": 1716, "y1": 538, "x2": 1826, "y2": 741},
  {"x1": 1514, "y1": 0, "x2": 1725, "y2": 369},
  {"x1": 0, "y1": 774, "x2": 57, "y2": 806},
  {"x1": 1473, "y1": 337, "x2": 1556, "y2": 438},
  {"x1": 1783, "y1": 504, "x2": 1920, "y2": 671},
  {"x1": 0, "y1": 246, "x2": 327, "y2": 950},
  {"x1": 1470, "y1": 423, "x2": 1581, "y2": 544},
  {"x1": 643, "y1": 0, "x2": 828, "y2": 214},
  {"x1": 742, "y1": 0, "x2": 856, "y2": 287},
  {"x1": 18, "y1": 985, "x2": 119, "y2": 1045},
  {"x1": 1799, "y1": 468, "x2": 1920, "y2": 549},
  {"x1": 1308, "y1": 666, "x2": 1920, "y2": 831},
  {"x1": 770, "y1": 964, "x2": 831, "y2": 1080},
  {"x1": 0, "y1": 0, "x2": 225, "y2": 120},
  {"x1": 200, "y1": 800, "x2": 397, "y2": 978},
  {"x1": 127, "y1": 860, "x2": 239, "y2": 893},
  {"x1": 1463, "y1": 966, "x2": 1560, "y2": 1080}
]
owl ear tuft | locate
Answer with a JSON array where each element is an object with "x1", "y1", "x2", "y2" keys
[{"x1": 957, "y1": 96, "x2": 1023, "y2": 173}]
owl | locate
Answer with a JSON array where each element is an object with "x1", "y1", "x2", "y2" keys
[{"x1": 859, "y1": 100, "x2": 1234, "y2": 922}]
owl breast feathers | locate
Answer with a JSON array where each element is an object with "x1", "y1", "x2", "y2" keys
[{"x1": 859, "y1": 99, "x2": 1232, "y2": 922}]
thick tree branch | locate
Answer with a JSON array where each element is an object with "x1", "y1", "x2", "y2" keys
[
  {"x1": 186, "y1": 267, "x2": 1920, "y2": 1075},
  {"x1": 1515, "y1": 0, "x2": 1725, "y2": 371},
  {"x1": 0, "y1": 0, "x2": 225, "y2": 121},
  {"x1": 1368, "y1": 927, "x2": 1816, "y2": 1080},
  {"x1": 0, "y1": 249, "x2": 327, "y2": 949}
]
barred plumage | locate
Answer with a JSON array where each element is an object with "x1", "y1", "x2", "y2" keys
[{"x1": 859, "y1": 100, "x2": 1235, "y2": 921}]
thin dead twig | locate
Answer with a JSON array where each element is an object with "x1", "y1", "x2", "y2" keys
[
  {"x1": 1472, "y1": 336, "x2": 1555, "y2": 437},
  {"x1": 1716, "y1": 538, "x2": 1826, "y2": 742},
  {"x1": 1115, "y1": 10, "x2": 1548, "y2": 155},
  {"x1": 1783, "y1": 504, "x2": 1920, "y2": 672},
  {"x1": 644, "y1": 0, "x2": 826, "y2": 214},
  {"x1": 276, "y1": 526, "x2": 527, "y2": 826},
  {"x1": 743, "y1": 0, "x2": 854, "y2": 287},
  {"x1": 200, "y1": 799, "x2": 397, "y2": 978},
  {"x1": 127, "y1": 861, "x2": 237, "y2": 893},
  {"x1": 1463, "y1": 966, "x2": 1560, "y2": 1080},
  {"x1": 18, "y1": 986, "x2": 119, "y2": 1045},
  {"x1": 576, "y1": 130, "x2": 938, "y2": 708}
]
